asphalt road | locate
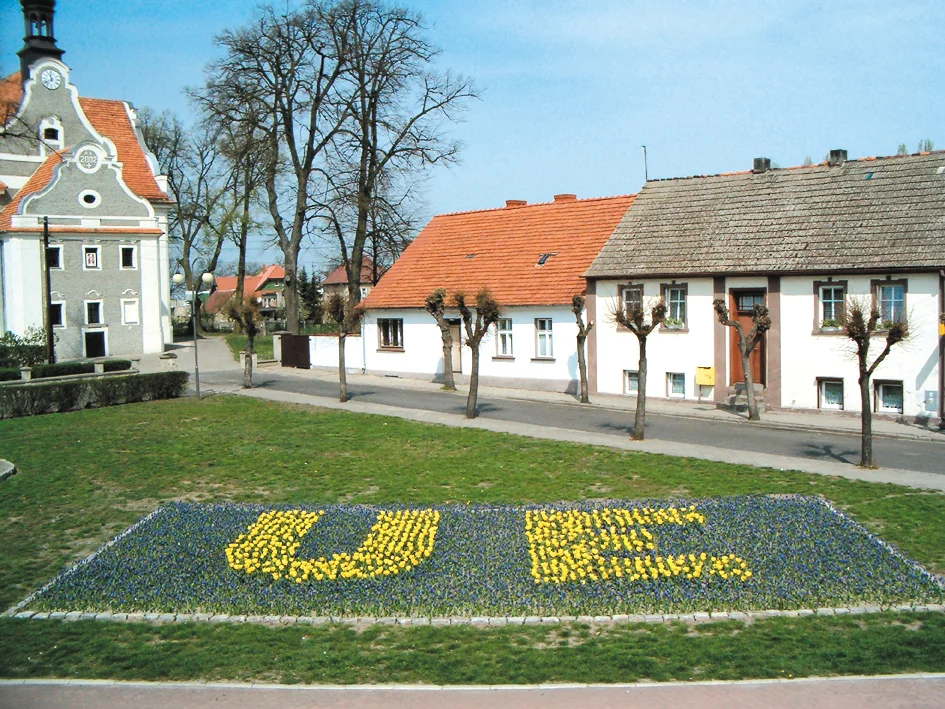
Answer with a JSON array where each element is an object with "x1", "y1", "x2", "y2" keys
[{"x1": 206, "y1": 370, "x2": 945, "y2": 476}]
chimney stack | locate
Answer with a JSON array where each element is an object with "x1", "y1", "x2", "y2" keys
[
  {"x1": 505, "y1": 199, "x2": 527, "y2": 208},
  {"x1": 752, "y1": 157, "x2": 771, "y2": 174},
  {"x1": 827, "y1": 149, "x2": 848, "y2": 166},
  {"x1": 553, "y1": 193, "x2": 576, "y2": 202}
]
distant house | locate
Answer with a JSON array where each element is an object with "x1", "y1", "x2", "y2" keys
[
  {"x1": 0, "y1": 3, "x2": 173, "y2": 360},
  {"x1": 585, "y1": 150, "x2": 945, "y2": 423},
  {"x1": 359, "y1": 194, "x2": 635, "y2": 391},
  {"x1": 322, "y1": 257, "x2": 379, "y2": 301},
  {"x1": 204, "y1": 264, "x2": 285, "y2": 324}
]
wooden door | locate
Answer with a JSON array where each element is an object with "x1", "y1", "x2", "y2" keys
[
  {"x1": 449, "y1": 322, "x2": 462, "y2": 373},
  {"x1": 728, "y1": 290, "x2": 766, "y2": 386}
]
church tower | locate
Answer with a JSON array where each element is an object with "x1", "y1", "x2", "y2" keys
[{"x1": 17, "y1": 0, "x2": 65, "y2": 81}]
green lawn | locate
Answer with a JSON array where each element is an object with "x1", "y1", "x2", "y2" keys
[
  {"x1": 222, "y1": 334, "x2": 274, "y2": 361},
  {"x1": 1, "y1": 395, "x2": 943, "y2": 682}
]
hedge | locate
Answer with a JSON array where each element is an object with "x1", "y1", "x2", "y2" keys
[
  {"x1": 0, "y1": 371, "x2": 189, "y2": 419},
  {"x1": 0, "y1": 368, "x2": 20, "y2": 382},
  {"x1": 30, "y1": 359, "x2": 133, "y2": 380}
]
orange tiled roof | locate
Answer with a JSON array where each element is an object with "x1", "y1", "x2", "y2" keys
[
  {"x1": 323, "y1": 257, "x2": 376, "y2": 285},
  {"x1": 0, "y1": 152, "x2": 63, "y2": 230},
  {"x1": 213, "y1": 264, "x2": 285, "y2": 294},
  {"x1": 0, "y1": 72, "x2": 21, "y2": 119},
  {"x1": 361, "y1": 194, "x2": 635, "y2": 309}
]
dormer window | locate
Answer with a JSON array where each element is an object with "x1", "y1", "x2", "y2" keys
[{"x1": 38, "y1": 117, "x2": 63, "y2": 152}]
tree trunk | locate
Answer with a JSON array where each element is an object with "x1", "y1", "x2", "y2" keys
[
  {"x1": 631, "y1": 336, "x2": 647, "y2": 440},
  {"x1": 338, "y1": 330, "x2": 348, "y2": 403},
  {"x1": 859, "y1": 367, "x2": 874, "y2": 468},
  {"x1": 284, "y1": 246, "x2": 300, "y2": 334},
  {"x1": 576, "y1": 332, "x2": 590, "y2": 404},
  {"x1": 436, "y1": 318, "x2": 455, "y2": 391},
  {"x1": 466, "y1": 340, "x2": 480, "y2": 418},
  {"x1": 741, "y1": 348, "x2": 760, "y2": 421},
  {"x1": 243, "y1": 332, "x2": 254, "y2": 389}
]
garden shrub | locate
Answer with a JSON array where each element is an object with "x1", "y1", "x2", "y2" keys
[
  {"x1": 0, "y1": 328, "x2": 48, "y2": 368},
  {"x1": 102, "y1": 359, "x2": 133, "y2": 373},
  {"x1": 0, "y1": 371, "x2": 189, "y2": 419},
  {"x1": 32, "y1": 362, "x2": 92, "y2": 379},
  {"x1": 0, "y1": 368, "x2": 20, "y2": 382}
]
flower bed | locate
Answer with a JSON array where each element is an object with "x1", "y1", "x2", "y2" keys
[{"x1": 27, "y1": 496, "x2": 943, "y2": 617}]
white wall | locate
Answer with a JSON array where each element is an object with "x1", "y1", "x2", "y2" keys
[
  {"x1": 0, "y1": 236, "x2": 44, "y2": 334},
  {"x1": 780, "y1": 273, "x2": 940, "y2": 417},
  {"x1": 594, "y1": 279, "x2": 717, "y2": 400},
  {"x1": 359, "y1": 306, "x2": 585, "y2": 391},
  {"x1": 310, "y1": 334, "x2": 365, "y2": 371}
]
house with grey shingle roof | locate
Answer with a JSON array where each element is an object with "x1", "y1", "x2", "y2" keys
[{"x1": 585, "y1": 150, "x2": 945, "y2": 423}]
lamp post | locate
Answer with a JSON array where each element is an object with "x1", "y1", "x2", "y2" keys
[{"x1": 172, "y1": 271, "x2": 214, "y2": 399}]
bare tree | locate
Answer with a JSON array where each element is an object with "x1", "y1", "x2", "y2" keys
[
  {"x1": 326, "y1": 293, "x2": 351, "y2": 402},
  {"x1": 572, "y1": 294, "x2": 593, "y2": 404},
  {"x1": 325, "y1": 0, "x2": 477, "y2": 306},
  {"x1": 713, "y1": 300, "x2": 771, "y2": 421},
  {"x1": 425, "y1": 288, "x2": 455, "y2": 391},
  {"x1": 454, "y1": 289, "x2": 501, "y2": 419},
  {"x1": 612, "y1": 297, "x2": 666, "y2": 440},
  {"x1": 843, "y1": 298, "x2": 909, "y2": 468},
  {"x1": 223, "y1": 295, "x2": 262, "y2": 388},
  {"x1": 200, "y1": 2, "x2": 352, "y2": 334}
]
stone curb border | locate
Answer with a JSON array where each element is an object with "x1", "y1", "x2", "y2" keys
[
  {"x1": 0, "y1": 459, "x2": 16, "y2": 482},
  {"x1": 7, "y1": 604, "x2": 945, "y2": 626}
]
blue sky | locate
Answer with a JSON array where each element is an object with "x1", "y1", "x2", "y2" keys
[{"x1": 3, "y1": 0, "x2": 942, "y2": 272}]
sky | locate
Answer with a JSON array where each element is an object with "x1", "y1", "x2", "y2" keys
[{"x1": 2, "y1": 0, "x2": 943, "y2": 274}]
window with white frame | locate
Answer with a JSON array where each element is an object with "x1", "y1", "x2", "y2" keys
[
  {"x1": 85, "y1": 300, "x2": 103, "y2": 325},
  {"x1": 46, "y1": 244, "x2": 62, "y2": 269},
  {"x1": 120, "y1": 245, "x2": 137, "y2": 269},
  {"x1": 377, "y1": 318, "x2": 403, "y2": 349},
  {"x1": 50, "y1": 301, "x2": 65, "y2": 328},
  {"x1": 820, "y1": 285, "x2": 845, "y2": 327},
  {"x1": 624, "y1": 370, "x2": 639, "y2": 395},
  {"x1": 668, "y1": 372, "x2": 685, "y2": 397},
  {"x1": 121, "y1": 298, "x2": 139, "y2": 325},
  {"x1": 83, "y1": 245, "x2": 101, "y2": 270},
  {"x1": 876, "y1": 283, "x2": 905, "y2": 326},
  {"x1": 662, "y1": 284, "x2": 687, "y2": 327},
  {"x1": 818, "y1": 379, "x2": 844, "y2": 410},
  {"x1": 496, "y1": 318, "x2": 513, "y2": 356},
  {"x1": 535, "y1": 318, "x2": 553, "y2": 358},
  {"x1": 621, "y1": 284, "x2": 643, "y2": 317},
  {"x1": 875, "y1": 381, "x2": 904, "y2": 414}
]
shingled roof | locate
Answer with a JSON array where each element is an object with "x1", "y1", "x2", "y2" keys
[
  {"x1": 362, "y1": 194, "x2": 635, "y2": 309},
  {"x1": 585, "y1": 152, "x2": 945, "y2": 279}
]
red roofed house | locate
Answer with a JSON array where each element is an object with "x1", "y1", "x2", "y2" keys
[
  {"x1": 0, "y1": 1, "x2": 173, "y2": 360},
  {"x1": 322, "y1": 256, "x2": 378, "y2": 302},
  {"x1": 358, "y1": 194, "x2": 635, "y2": 392},
  {"x1": 203, "y1": 264, "x2": 286, "y2": 324}
]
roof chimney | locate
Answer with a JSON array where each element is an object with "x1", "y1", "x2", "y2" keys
[
  {"x1": 752, "y1": 157, "x2": 771, "y2": 174},
  {"x1": 827, "y1": 149, "x2": 848, "y2": 167},
  {"x1": 553, "y1": 193, "x2": 577, "y2": 202},
  {"x1": 505, "y1": 199, "x2": 527, "y2": 208}
]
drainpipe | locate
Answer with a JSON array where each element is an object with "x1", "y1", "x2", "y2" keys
[{"x1": 361, "y1": 313, "x2": 366, "y2": 374}]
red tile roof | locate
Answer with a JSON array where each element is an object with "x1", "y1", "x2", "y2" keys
[
  {"x1": 0, "y1": 72, "x2": 21, "y2": 120},
  {"x1": 0, "y1": 151, "x2": 63, "y2": 231},
  {"x1": 361, "y1": 194, "x2": 635, "y2": 309},
  {"x1": 212, "y1": 264, "x2": 285, "y2": 296},
  {"x1": 203, "y1": 288, "x2": 235, "y2": 315},
  {"x1": 323, "y1": 257, "x2": 376, "y2": 285}
]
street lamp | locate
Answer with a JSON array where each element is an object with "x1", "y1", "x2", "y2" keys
[{"x1": 172, "y1": 271, "x2": 214, "y2": 399}]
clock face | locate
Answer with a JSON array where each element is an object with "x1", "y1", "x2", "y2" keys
[{"x1": 40, "y1": 69, "x2": 61, "y2": 90}]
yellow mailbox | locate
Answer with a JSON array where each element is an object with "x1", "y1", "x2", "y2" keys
[{"x1": 695, "y1": 366, "x2": 715, "y2": 386}]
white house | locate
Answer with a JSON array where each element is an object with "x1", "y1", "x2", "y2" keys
[
  {"x1": 353, "y1": 193, "x2": 636, "y2": 392},
  {"x1": 0, "y1": 1, "x2": 173, "y2": 360},
  {"x1": 585, "y1": 150, "x2": 945, "y2": 424}
]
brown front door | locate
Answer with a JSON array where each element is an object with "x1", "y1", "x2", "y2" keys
[
  {"x1": 449, "y1": 322, "x2": 462, "y2": 373},
  {"x1": 728, "y1": 290, "x2": 766, "y2": 386}
]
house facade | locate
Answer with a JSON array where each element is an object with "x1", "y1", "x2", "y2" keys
[
  {"x1": 359, "y1": 193, "x2": 635, "y2": 391},
  {"x1": 204, "y1": 264, "x2": 286, "y2": 324},
  {"x1": 0, "y1": 2, "x2": 173, "y2": 360},
  {"x1": 585, "y1": 151, "x2": 945, "y2": 423},
  {"x1": 322, "y1": 257, "x2": 378, "y2": 302}
]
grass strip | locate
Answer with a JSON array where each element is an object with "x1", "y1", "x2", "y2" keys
[
  {"x1": 1, "y1": 614, "x2": 944, "y2": 684},
  {"x1": 222, "y1": 334, "x2": 274, "y2": 361}
]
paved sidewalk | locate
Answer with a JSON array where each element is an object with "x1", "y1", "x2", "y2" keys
[{"x1": 3, "y1": 675, "x2": 944, "y2": 709}]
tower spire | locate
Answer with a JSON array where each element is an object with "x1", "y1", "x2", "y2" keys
[{"x1": 17, "y1": 0, "x2": 65, "y2": 82}]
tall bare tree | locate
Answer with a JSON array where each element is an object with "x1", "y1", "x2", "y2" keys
[
  {"x1": 843, "y1": 298, "x2": 909, "y2": 468},
  {"x1": 572, "y1": 294, "x2": 593, "y2": 404},
  {"x1": 425, "y1": 288, "x2": 456, "y2": 391},
  {"x1": 200, "y1": 2, "x2": 352, "y2": 334},
  {"x1": 714, "y1": 300, "x2": 771, "y2": 422},
  {"x1": 454, "y1": 289, "x2": 501, "y2": 419},
  {"x1": 613, "y1": 297, "x2": 666, "y2": 440},
  {"x1": 325, "y1": 0, "x2": 477, "y2": 306}
]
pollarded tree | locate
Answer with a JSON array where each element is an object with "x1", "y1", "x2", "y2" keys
[
  {"x1": 572, "y1": 294, "x2": 593, "y2": 404},
  {"x1": 326, "y1": 293, "x2": 351, "y2": 402},
  {"x1": 612, "y1": 297, "x2": 666, "y2": 440},
  {"x1": 425, "y1": 288, "x2": 456, "y2": 391},
  {"x1": 713, "y1": 300, "x2": 771, "y2": 422},
  {"x1": 223, "y1": 294, "x2": 262, "y2": 389},
  {"x1": 843, "y1": 298, "x2": 909, "y2": 468},
  {"x1": 454, "y1": 289, "x2": 501, "y2": 419}
]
